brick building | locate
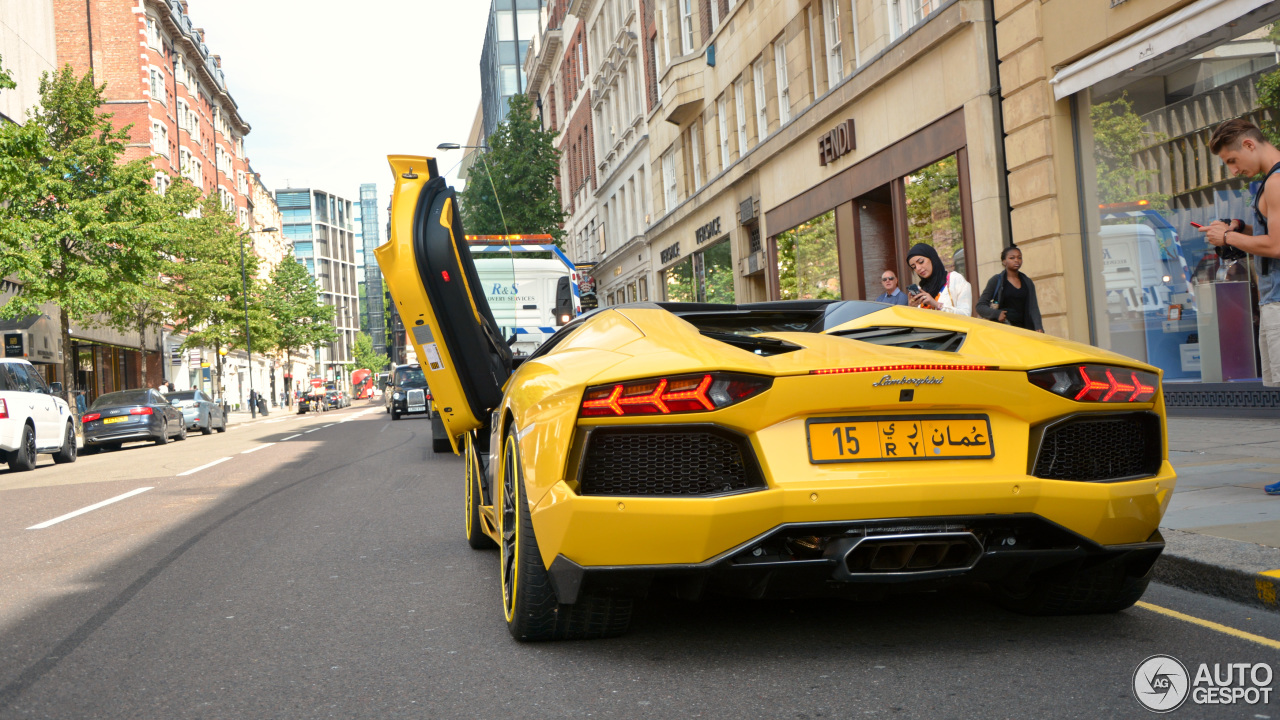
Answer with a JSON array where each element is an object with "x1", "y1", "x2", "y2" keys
[{"x1": 53, "y1": 0, "x2": 253, "y2": 227}]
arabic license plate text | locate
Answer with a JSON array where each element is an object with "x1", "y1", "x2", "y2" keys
[
  {"x1": 807, "y1": 416, "x2": 993, "y2": 463},
  {"x1": 103, "y1": 416, "x2": 126, "y2": 424}
]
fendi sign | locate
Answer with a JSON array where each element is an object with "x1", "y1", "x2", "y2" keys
[
  {"x1": 695, "y1": 217, "x2": 721, "y2": 245},
  {"x1": 818, "y1": 119, "x2": 856, "y2": 167}
]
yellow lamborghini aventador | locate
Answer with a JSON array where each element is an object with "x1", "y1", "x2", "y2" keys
[{"x1": 375, "y1": 155, "x2": 1175, "y2": 642}]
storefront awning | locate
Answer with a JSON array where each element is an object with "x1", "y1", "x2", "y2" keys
[{"x1": 1050, "y1": 0, "x2": 1273, "y2": 101}]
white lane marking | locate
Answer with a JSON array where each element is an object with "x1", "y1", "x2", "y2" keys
[
  {"x1": 304, "y1": 429, "x2": 318, "y2": 434},
  {"x1": 322, "y1": 424, "x2": 335, "y2": 428},
  {"x1": 176, "y1": 457, "x2": 233, "y2": 477},
  {"x1": 28, "y1": 487, "x2": 155, "y2": 530},
  {"x1": 281, "y1": 434, "x2": 302, "y2": 441},
  {"x1": 379, "y1": 423, "x2": 390, "y2": 433},
  {"x1": 241, "y1": 443, "x2": 276, "y2": 454}
]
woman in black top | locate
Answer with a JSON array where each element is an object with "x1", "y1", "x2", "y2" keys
[{"x1": 976, "y1": 246, "x2": 1044, "y2": 331}]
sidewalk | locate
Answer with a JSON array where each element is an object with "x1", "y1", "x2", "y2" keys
[{"x1": 1154, "y1": 416, "x2": 1280, "y2": 610}]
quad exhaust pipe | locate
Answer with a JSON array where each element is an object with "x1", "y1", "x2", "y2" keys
[{"x1": 828, "y1": 532, "x2": 983, "y2": 581}]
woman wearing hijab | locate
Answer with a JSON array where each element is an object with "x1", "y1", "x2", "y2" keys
[
  {"x1": 905, "y1": 243, "x2": 972, "y2": 315},
  {"x1": 976, "y1": 245, "x2": 1044, "y2": 331}
]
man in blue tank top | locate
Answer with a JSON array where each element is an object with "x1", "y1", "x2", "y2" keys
[{"x1": 1204, "y1": 119, "x2": 1280, "y2": 493}]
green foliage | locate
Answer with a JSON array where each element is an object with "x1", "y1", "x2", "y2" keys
[
  {"x1": 1259, "y1": 65, "x2": 1280, "y2": 148},
  {"x1": 460, "y1": 94, "x2": 567, "y2": 244},
  {"x1": 0, "y1": 55, "x2": 15, "y2": 91},
  {"x1": 266, "y1": 254, "x2": 338, "y2": 362},
  {"x1": 905, "y1": 155, "x2": 964, "y2": 275},
  {"x1": 0, "y1": 64, "x2": 184, "y2": 386},
  {"x1": 351, "y1": 332, "x2": 388, "y2": 374},
  {"x1": 1089, "y1": 93, "x2": 1168, "y2": 209},
  {"x1": 776, "y1": 211, "x2": 840, "y2": 301}
]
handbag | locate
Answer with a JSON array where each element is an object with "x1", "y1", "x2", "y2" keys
[{"x1": 989, "y1": 274, "x2": 1011, "y2": 324}]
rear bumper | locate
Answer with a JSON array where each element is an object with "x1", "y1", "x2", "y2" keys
[
  {"x1": 545, "y1": 515, "x2": 1165, "y2": 604},
  {"x1": 85, "y1": 417, "x2": 162, "y2": 445}
]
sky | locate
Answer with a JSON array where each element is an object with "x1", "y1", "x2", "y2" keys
[{"x1": 190, "y1": 0, "x2": 493, "y2": 227}]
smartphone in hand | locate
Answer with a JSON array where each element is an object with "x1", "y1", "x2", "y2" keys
[{"x1": 907, "y1": 284, "x2": 921, "y2": 295}]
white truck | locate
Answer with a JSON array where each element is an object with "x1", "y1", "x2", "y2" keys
[{"x1": 469, "y1": 240, "x2": 582, "y2": 356}]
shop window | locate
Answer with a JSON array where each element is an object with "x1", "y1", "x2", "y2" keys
[
  {"x1": 701, "y1": 239, "x2": 734, "y2": 303},
  {"x1": 904, "y1": 155, "x2": 965, "y2": 278},
  {"x1": 1072, "y1": 18, "x2": 1280, "y2": 383},
  {"x1": 664, "y1": 258, "x2": 696, "y2": 302},
  {"x1": 776, "y1": 211, "x2": 840, "y2": 300}
]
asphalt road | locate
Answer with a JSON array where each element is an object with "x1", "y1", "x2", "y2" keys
[{"x1": 2, "y1": 400, "x2": 1280, "y2": 719}]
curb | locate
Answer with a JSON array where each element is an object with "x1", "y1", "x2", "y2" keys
[{"x1": 1153, "y1": 528, "x2": 1280, "y2": 612}]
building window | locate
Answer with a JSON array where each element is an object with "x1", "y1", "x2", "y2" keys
[
  {"x1": 680, "y1": 0, "x2": 695, "y2": 55},
  {"x1": 890, "y1": 0, "x2": 937, "y2": 41},
  {"x1": 662, "y1": 150, "x2": 678, "y2": 212},
  {"x1": 774, "y1": 41, "x2": 791, "y2": 125},
  {"x1": 648, "y1": 38, "x2": 662, "y2": 104},
  {"x1": 717, "y1": 96, "x2": 730, "y2": 171},
  {"x1": 753, "y1": 60, "x2": 768, "y2": 142},
  {"x1": 154, "y1": 172, "x2": 170, "y2": 195},
  {"x1": 663, "y1": 240, "x2": 733, "y2": 303},
  {"x1": 734, "y1": 78, "x2": 748, "y2": 155},
  {"x1": 151, "y1": 121, "x2": 169, "y2": 157},
  {"x1": 710, "y1": 0, "x2": 720, "y2": 31},
  {"x1": 823, "y1": 0, "x2": 844, "y2": 87},
  {"x1": 145, "y1": 16, "x2": 161, "y2": 49},
  {"x1": 149, "y1": 67, "x2": 165, "y2": 105}
]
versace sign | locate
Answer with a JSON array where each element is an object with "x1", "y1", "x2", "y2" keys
[
  {"x1": 695, "y1": 217, "x2": 721, "y2": 245},
  {"x1": 660, "y1": 242, "x2": 681, "y2": 264}
]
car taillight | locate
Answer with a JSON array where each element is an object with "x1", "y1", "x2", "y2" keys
[
  {"x1": 0, "y1": 399, "x2": 7, "y2": 419},
  {"x1": 130, "y1": 406, "x2": 153, "y2": 415},
  {"x1": 81, "y1": 412, "x2": 100, "y2": 422},
  {"x1": 580, "y1": 373, "x2": 771, "y2": 417},
  {"x1": 1028, "y1": 364, "x2": 1158, "y2": 403}
]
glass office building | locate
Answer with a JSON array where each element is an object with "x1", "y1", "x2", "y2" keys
[
  {"x1": 480, "y1": 0, "x2": 540, "y2": 141},
  {"x1": 359, "y1": 183, "x2": 386, "y2": 357},
  {"x1": 275, "y1": 187, "x2": 361, "y2": 388}
]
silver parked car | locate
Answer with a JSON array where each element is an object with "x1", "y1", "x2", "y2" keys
[{"x1": 165, "y1": 389, "x2": 227, "y2": 435}]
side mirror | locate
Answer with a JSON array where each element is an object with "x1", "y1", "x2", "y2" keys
[{"x1": 50, "y1": 382, "x2": 63, "y2": 395}]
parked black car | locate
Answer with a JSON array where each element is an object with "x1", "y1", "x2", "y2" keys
[
  {"x1": 385, "y1": 363, "x2": 430, "y2": 422},
  {"x1": 82, "y1": 389, "x2": 186, "y2": 450}
]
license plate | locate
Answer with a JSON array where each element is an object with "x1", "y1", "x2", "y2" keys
[
  {"x1": 408, "y1": 404, "x2": 426, "y2": 412},
  {"x1": 103, "y1": 416, "x2": 126, "y2": 424},
  {"x1": 807, "y1": 415, "x2": 994, "y2": 463}
]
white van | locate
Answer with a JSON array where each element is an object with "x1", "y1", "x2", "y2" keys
[
  {"x1": 0, "y1": 359, "x2": 77, "y2": 469},
  {"x1": 1099, "y1": 224, "x2": 1191, "y2": 315},
  {"x1": 475, "y1": 257, "x2": 576, "y2": 355}
]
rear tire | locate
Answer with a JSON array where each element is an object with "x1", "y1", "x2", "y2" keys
[
  {"x1": 10, "y1": 424, "x2": 37, "y2": 472},
  {"x1": 52, "y1": 423, "x2": 77, "y2": 464},
  {"x1": 154, "y1": 420, "x2": 169, "y2": 445},
  {"x1": 200, "y1": 413, "x2": 213, "y2": 435},
  {"x1": 500, "y1": 426, "x2": 632, "y2": 641},
  {"x1": 465, "y1": 433, "x2": 497, "y2": 550},
  {"x1": 391, "y1": 407, "x2": 400, "y2": 421},
  {"x1": 995, "y1": 559, "x2": 1151, "y2": 615}
]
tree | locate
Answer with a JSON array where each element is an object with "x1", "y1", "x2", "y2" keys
[
  {"x1": 0, "y1": 64, "x2": 182, "y2": 392},
  {"x1": 0, "y1": 56, "x2": 15, "y2": 92},
  {"x1": 103, "y1": 179, "x2": 201, "y2": 388},
  {"x1": 1089, "y1": 93, "x2": 1168, "y2": 209},
  {"x1": 265, "y1": 255, "x2": 338, "y2": 386},
  {"x1": 351, "y1": 332, "x2": 388, "y2": 374},
  {"x1": 460, "y1": 94, "x2": 567, "y2": 244},
  {"x1": 776, "y1": 211, "x2": 840, "y2": 301},
  {"x1": 167, "y1": 196, "x2": 275, "y2": 397}
]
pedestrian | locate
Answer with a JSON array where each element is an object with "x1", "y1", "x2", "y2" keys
[
  {"x1": 975, "y1": 245, "x2": 1044, "y2": 332},
  {"x1": 1202, "y1": 119, "x2": 1280, "y2": 493},
  {"x1": 874, "y1": 270, "x2": 909, "y2": 305},
  {"x1": 166, "y1": 380, "x2": 175, "y2": 393},
  {"x1": 905, "y1": 243, "x2": 972, "y2": 315},
  {"x1": 74, "y1": 390, "x2": 87, "y2": 416}
]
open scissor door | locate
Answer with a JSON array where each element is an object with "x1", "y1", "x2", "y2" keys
[{"x1": 375, "y1": 155, "x2": 513, "y2": 449}]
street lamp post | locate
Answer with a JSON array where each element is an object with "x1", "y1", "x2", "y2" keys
[
  {"x1": 242, "y1": 227, "x2": 277, "y2": 418},
  {"x1": 436, "y1": 143, "x2": 509, "y2": 234}
]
